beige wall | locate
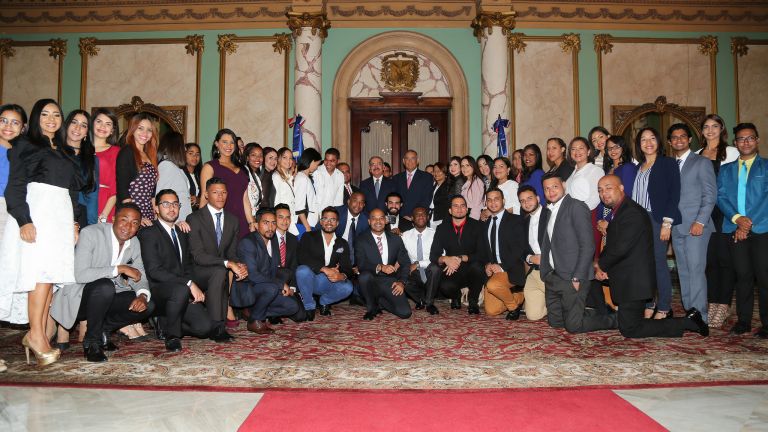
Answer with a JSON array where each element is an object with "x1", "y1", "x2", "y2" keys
[
  {"x1": 221, "y1": 41, "x2": 287, "y2": 148},
  {"x1": 85, "y1": 43, "x2": 197, "y2": 140},
  {"x1": 512, "y1": 40, "x2": 576, "y2": 159},
  {"x1": 1, "y1": 46, "x2": 58, "y2": 111},
  {"x1": 737, "y1": 44, "x2": 768, "y2": 155}
]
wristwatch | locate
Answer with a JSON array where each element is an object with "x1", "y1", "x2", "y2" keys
[{"x1": 571, "y1": 277, "x2": 579, "y2": 283}]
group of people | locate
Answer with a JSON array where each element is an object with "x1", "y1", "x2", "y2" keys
[{"x1": 0, "y1": 98, "x2": 765, "y2": 371}]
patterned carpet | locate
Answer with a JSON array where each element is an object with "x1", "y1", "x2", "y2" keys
[{"x1": 1, "y1": 302, "x2": 767, "y2": 390}]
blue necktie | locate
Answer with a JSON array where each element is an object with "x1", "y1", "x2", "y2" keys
[
  {"x1": 215, "y1": 212, "x2": 223, "y2": 247},
  {"x1": 170, "y1": 226, "x2": 181, "y2": 262},
  {"x1": 416, "y1": 233, "x2": 427, "y2": 283},
  {"x1": 738, "y1": 161, "x2": 748, "y2": 216}
]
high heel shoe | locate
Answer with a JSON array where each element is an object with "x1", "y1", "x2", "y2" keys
[{"x1": 21, "y1": 334, "x2": 61, "y2": 367}]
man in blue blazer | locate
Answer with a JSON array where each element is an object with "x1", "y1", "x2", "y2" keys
[
  {"x1": 717, "y1": 123, "x2": 768, "y2": 337},
  {"x1": 393, "y1": 150, "x2": 434, "y2": 218},
  {"x1": 359, "y1": 156, "x2": 396, "y2": 213},
  {"x1": 668, "y1": 124, "x2": 717, "y2": 323}
]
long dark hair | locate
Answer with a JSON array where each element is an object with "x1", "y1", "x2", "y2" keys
[
  {"x1": 297, "y1": 147, "x2": 321, "y2": 173},
  {"x1": 634, "y1": 127, "x2": 664, "y2": 164},
  {"x1": 701, "y1": 113, "x2": 729, "y2": 161},
  {"x1": 89, "y1": 107, "x2": 120, "y2": 146},
  {"x1": 489, "y1": 156, "x2": 512, "y2": 190},
  {"x1": 65, "y1": 109, "x2": 96, "y2": 191},
  {"x1": 522, "y1": 143, "x2": 543, "y2": 180},
  {"x1": 603, "y1": 135, "x2": 633, "y2": 172},
  {"x1": 185, "y1": 143, "x2": 202, "y2": 178},
  {"x1": 210, "y1": 128, "x2": 242, "y2": 166},
  {"x1": 158, "y1": 130, "x2": 186, "y2": 168},
  {"x1": 27, "y1": 98, "x2": 67, "y2": 151}
]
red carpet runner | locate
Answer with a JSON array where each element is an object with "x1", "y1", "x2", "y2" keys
[{"x1": 238, "y1": 389, "x2": 666, "y2": 431}]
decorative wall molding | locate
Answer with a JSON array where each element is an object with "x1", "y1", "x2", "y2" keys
[
  {"x1": 471, "y1": 11, "x2": 516, "y2": 43},
  {"x1": 611, "y1": 95, "x2": 706, "y2": 142},
  {"x1": 731, "y1": 37, "x2": 768, "y2": 122},
  {"x1": 0, "y1": 39, "x2": 65, "y2": 103},
  {"x1": 286, "y1": 11, "x2": 331, "y2": 41}
]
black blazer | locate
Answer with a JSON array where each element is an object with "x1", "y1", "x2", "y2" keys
[
  {"x1": 187, "y1": 206, "x2": 240, "y2": 267},
  {"x1": 115, "y1": 145, "x2": 139, "y2": 204},
  {"x1": 271, "y1": 230, "x2": 298, "y2": 271},
  {"x1": 354, "y1": 229, "x2": 411, "y2": 282},
  {"x1": 183, "y1": 169, "x2": 201, "y2": 199},
  {"x1": 138, "y1": 220, "x2": 194, "y2": 288},
  {"x1": 645, "y1": 156, "x2": 682, "y2": 224},
  {"x1": 297, "y1": 230, "x2": 353, "y2": 277},
  {"x1": 342, "y1": 183, "x2": 361, "y2": 204},
  {"x1": 359, "y1": 176, "x2": 396, "y2": 214},
  {"x1": 333, "y1": 205, "x2": 369, "y2": 238},
  {"x1": 431, "y1": 181, "x2": 451, "y2": 224},
  {"x1": 260, "y1": 168, "x2": 275, "y2": 208},
  {"x1": 429, "y1": 217, "x2": 488, "y2": 265},
  {"x1": 393, "y1": 169, "x2": 434, "y2": 217},
  {"x1": 598, "y1": 198, "x2": 656, "y2": 304},
  {"x1": 484, "y1": 212, "x2": 528, "y2": 288}
]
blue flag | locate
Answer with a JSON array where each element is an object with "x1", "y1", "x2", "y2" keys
[
  {"x1": 288, "y1": 114, "x2": 305, "y2": 160},
  {"x1": 493, "y1": 114, "x2": 510, "y2": 157}
]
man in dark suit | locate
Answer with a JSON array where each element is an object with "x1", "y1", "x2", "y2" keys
[
  {"x1": 338, "y1": 162, "x2": 360, "y2": 204},
  {"x1": 139, "y1": 190, "x2": 213, "y2": 352},
  {"x1": 393, "y1": 150, "x2": 434, "y2": 218},
  {"x1": 359, "y1": 156, "x2": 396, "y2": 213},
  {"x1": 296, "y1": 206, "x2": 354, "y2": 320},
  {"x1": 355, "y1": 208, "x2": 412, "y2": 320},
  {"x1": 271, "y1": 203, "x2": 305, "y2": 323},
  {"x1": 426, "y1": 195, "x2": 488, "y2": 315},
  {"x1": 482, "y1": 188, "x2": 528, "y2": 320},
  {"x1": 187, "y1": 177, "x2": 248, "y2": 342},
  {"x1": 539, "y1": 173, "x2": 617, "y2": 333},
  {"x1": 384, "y1": 192, "x2": 414, "y2": 235},
  {"x1": 596, "y1": 175, "x2": 708, "y2": 338},
  {"x1": 231, "y1": 208, "x2": 302, "y2": 333},
  {"x1": 333, "y1": 191, "x2": 369, "y2": 260}
]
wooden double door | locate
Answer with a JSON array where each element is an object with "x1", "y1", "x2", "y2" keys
[{"x1": 349, "y1": 93, "x2": 451, "y2": 184}]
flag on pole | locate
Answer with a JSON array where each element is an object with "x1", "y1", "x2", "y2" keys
[
  {"x1": 493, "y1": 114, "x2": 510, "y2": 157},
  {"x1": 288, "y1": 114, "x2": 305, "y2": 160}
]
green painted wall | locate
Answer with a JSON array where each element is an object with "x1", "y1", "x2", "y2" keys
[{"x1": 3, "y1": 27, "x2": 767, "y2": 158}]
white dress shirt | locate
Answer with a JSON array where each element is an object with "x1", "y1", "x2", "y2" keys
[
  {"x1": 206, "y1": 204, "x2": 230, "y2": 268},
  {"x1": 402, "y1": 227, "x2": 435, "y2": 269},
  {"x1": 566, "y1": 163, "x2": 603, "y2": 210},
  {"x1": 486, "y1": 210, "x2": 505, "y2": 263},
  {"x1": 110, "y1": 229, "x2": 150, "y2": 301},
  {"x1": 676, "y1": 149, "x2": 691, "y2": 172},
  {"x1": 527, "y1": 206, "x2": 542, "y2": 255},
  {"x1": 322, "y1": 232, "x2": 337, "y2": 266},
  {"x1": 547, "y1": 196, "x2": 565, "y2": 269},
  {"x1": 314, "y1": 167, "x2": 345, "y2": 209},
  {"x1": 372, "y1": 232, "x2": 389, "y2": 264},
  {"x1": 342, "y1": 210, "x2": 357, "y2": 241},
  {"x1": 158, "y1": 219, "x2": 183, "y2": 263}
]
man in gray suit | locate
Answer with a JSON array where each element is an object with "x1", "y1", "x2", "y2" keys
[
  {"x1": 51, "y1": 204, "x2": 155, "y2": 362},
  {"x1": 539, "y1": 173, "x2": 617, "y2": 333},
  {"x1": 669, "y1": 123, "x2": 717, "y2": 323}
]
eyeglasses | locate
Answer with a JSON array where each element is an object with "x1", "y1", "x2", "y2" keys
[
  {"x1": 669, "y1": 135, "x2": 689, "y2": 142},
  {"x1": 735, "y1": 136, "x2": 758, "y2": 144},
  {"x1": 606, "y1": 145, "x2": 622, "y2": 152},
  {"x1": 320, "y1": 217, "x2": 338, "y2": 223},
  {"x1": 0, "y1": 117, "x2": 22, "y2": 128},
  {"x1": 159, "y1": 201, "x2": 181, "y2": 209}
]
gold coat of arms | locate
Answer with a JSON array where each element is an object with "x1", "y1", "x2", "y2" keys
[{"x1": 381, "y1": 52, "x2": 420, "y2": 92}]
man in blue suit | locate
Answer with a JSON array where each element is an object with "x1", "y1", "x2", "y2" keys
[
  {"x1": 359, "y1": 156, "x2": 396, "y2": 213},
  {"x1": 393, "y1": 150, "x2": 434, "y2": 218},
  {"x1": 717, "y1": 123, "x2": 768, "y2": 337},
  {"x1": 669, "y1": 124, "x2": 717, "y2": 323}
]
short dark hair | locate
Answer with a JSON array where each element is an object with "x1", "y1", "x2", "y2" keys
[
  {"x1": 734, "y1": 122, "x2": 759, "y2": 138},
  {"x1": 449, "y1": 194, "x2": 467, "y2": 206},
  {"x1": 254, "y1": 207, "x2": 275, "y2": 222},
  {"x1": 485, "y1": 187, "x2": 504, "y2": 199},
  {"x1": 155, "y1": 189, "x2": 179, "y2": 205},
  {"x1": 517, "y1": 184, "x2": 537, "y2": 197},
  {"x1": 541, "y1": 171, "x2": 564, "y2": 184},
  {"x1": 385, "y1": 191, "x2": 402, "y2": 203},
  {"x1": 667, "y1": 123, "x2": 692, "y2": 140},
  {"x1": 321, "y1": 206, "x2": 339, "y2": 218},
  {"x1": 274, "y1": 203, "x2": 290, "y2": 213},
  {"x1": 116, "y1": 202, "x2": 142, "y2": 217},
  {"x1": 206, "y1": 176, "x2": 227, "y2": 190},
  {"x1": 325, "y1": 148, "x2": 340, "y2": 159}
]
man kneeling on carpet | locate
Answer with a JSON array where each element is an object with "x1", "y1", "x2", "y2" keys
[
  {"x1": 231, "y1": 207, "x2": 303, "y2": 333},
  {"x1": 50, "y1": 204, "x2": 155, "y2": 362}
]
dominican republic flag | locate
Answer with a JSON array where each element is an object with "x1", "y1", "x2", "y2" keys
[
  {"x1": 493, "y1": 114, "x2": 510, "y2": 157},
  {"x1": 288, "y1": 114, "x2": 305, "y2": 160}
]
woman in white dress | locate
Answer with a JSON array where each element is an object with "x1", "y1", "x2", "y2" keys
[
  {"x1": 272, "y1": 147, "x2": 298, "y2": 235},
  {"x1": 565, "y1": 136, "x2": 604, "y2": 210},
  {"x1": 293, "y1": 148, "x2": 323, "y2": 235},
  {"x1": 0, "y1": 99, "x2": 84, "y2": 366}
]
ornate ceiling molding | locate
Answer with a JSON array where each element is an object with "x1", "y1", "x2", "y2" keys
[
  {"x1": 48, "y1": 38, "x2": 67, "y2": 59},
  {"x1": 286, "y1": 11, "x2": 331, "y2": 41},
  {"x1": 471, "y1": 11, "x2": 517, "y2": 43}
]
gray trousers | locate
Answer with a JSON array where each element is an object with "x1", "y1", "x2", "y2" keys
[
  {"x1": 672, "y1": 228, "x2": 711, "y2": 322},
  {"x1": 544, "y1": 272, "x2": 617, "y2": 333}
]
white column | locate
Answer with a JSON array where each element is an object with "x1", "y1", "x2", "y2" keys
[
  {"x1": 480, "y1": 26, "x2": 511, "y2": 157},
  {"x1": 293, "y1": 29, "x2": 323, "y2": 150}
]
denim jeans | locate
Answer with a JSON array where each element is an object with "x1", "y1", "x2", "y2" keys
[{"x1": 295, "y1": 265, "x2": 353, "y2": 310}]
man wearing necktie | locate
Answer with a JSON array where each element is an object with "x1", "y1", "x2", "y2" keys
[
  {"x1": 482, "y1": 188, "x2": 528, "y2": 320},
  {"x1": 716, "y1": 123, "x2": 768, "y2": 337},
  {"x1": 394, "y1": 150, "x2": 434, "y2": 218},
  {"x1": 360, "y1": 156, "x2": 396, "y2": 213},
  {"x1": 402, "y1": 207, "x2": 436, "y2": 309},
  {"x1": 139, "y1": 190, "x2": 213, "y2": 352}
]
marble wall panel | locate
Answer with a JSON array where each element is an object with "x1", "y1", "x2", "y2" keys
[
  {"x1": 85, "y1": 43, "x2": 197, "y2": 140},
  {"x1": 513, "y1": 41, "x2": 575, "y2": 155},
  {"x1": 602, "y1": 43, "x2": 712, "y2": 127},
  {"x1": 737, "y1": 44, "x2": 768, "y2": 155},
  {"x1": 2, "y1": 46, "x2": 58, "y2": 111},
  {"x1": 350, "y1": 50, "x2": 450, "y2": 97},
  {"x1": 222, "y1": 41, "x2": 286, "y2": 148}
]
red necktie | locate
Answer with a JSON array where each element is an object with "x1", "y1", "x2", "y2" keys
[{"x1": 279, "y1": 235, "x2": 287, "y2": 267}]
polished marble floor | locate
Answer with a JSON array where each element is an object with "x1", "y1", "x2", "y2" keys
[{"x1": 1, "y1": 384, "x2": 767, "y2": 431}]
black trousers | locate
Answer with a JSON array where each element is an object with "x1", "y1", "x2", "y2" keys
[
  {"x1": 543, "y1": 272, "x2": 616, "y2": 334},
  {"x1": 243, "y1": 281, "x2": 301, "y2": 321},
  {"x1": 404, "y1": 268, "x2": 432, "y2": 303},
  {"x1": 78, "y1": 278, "x2": 156, "y2": 345},
  {"x1": 276, "y1": 267, "x2": 295, "y2": 287},
  {"x1": 152, "y1": 282, "x2": 213, "y2": 339},
  {"x1": 425, "y1": 261, "x2": 485, "y2": 306},
  {"x1": 617, "y1": 299, "x2": 688, "y2": 338},
  {"x1": 192, "y1": 265, "x2": 230, "y2": 323},
  {"x1": 730, "y1": 231, "x2": 768, "y2": 327},
  {"x1": 706, "y1": 232, "x2": 736, "y2": 304},
  {"x1": 358, "y1": 271, "x2": 412, "y2": 319}
]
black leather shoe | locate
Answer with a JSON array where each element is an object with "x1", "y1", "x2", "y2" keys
[
  {"x1": 149, "y1": 317, "x2": 166, "y2": 341},
  {"x1": 165, "y1": 338, "x2": 182, "y2": 352},
  {"x1": 318, "y1": 305, "x2": 332, "y2": 316},
  {"x1": 83, "y1": 343, "x2": 107, "y2": 362},
  {"x1": 426, "y1": 304, "x2": 439, "y2": 315},
  {"x1": 730, "y1": 321, "x2": 752, "y2": 335},
  {"x1": 267, "y1": 317, "x2": 283, "y2": 325},
  {"x1": 210, "y1": 326, "x2": 234, "y2": 343},
  {"x1": 450, "y1": 299, "x2": 461, "y2": 309},
  {"x1": 468, "y1": 305, "x2": 480, "y2": 315},
  {"x1": 363, "y1": 311, "x2": 376, "y2": 320},
  {"x1": 685, "y1": 308, "x2": 709, "y2": 337},
  {"x1": 755, "y1": 327, "x2": 768, "y2": 339},
  {"x1": 349, "y1": 295, "x2": 366, "y2": 306},
  {"x1": 101, "y1": 332, "x2": 118, "y2": 351},
  {"x1": 305, "y1": 309, "x2": 316, "y2": 321},
  {"x1": 414, "y1": 301, "x2": 425, "y2": 310},
  {"x1": 506, "y1": 308, "x2": 521, "y2": 321}
]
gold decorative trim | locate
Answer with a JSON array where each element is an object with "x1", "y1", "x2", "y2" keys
[
  {"x1": 508, "y1": 34, "x2": 580, "y2": 148},
  {"x1": 329, "y1": 5, "x2": 473, "y2": 19},
  {"x1": 102, "y1": 96, "x2": 187, "y2": 136},
  {"x1": 217, "y1": 34, "x2": 238, "y2": 55},
  {"x1": 0, "y1": 39, "x2": 17, "y2": 58},
  {"x1": 272, "y1": 33, "x2": 292, "y2": 54},
  {"x1": 731, "y1": 37, "x2": 749, "y2": 57},
  {"x1": 595, "y1": 35, "x2": 718, "y2": 124},
  {"x1": 612, "y1": 96, "x2": 706, "y2": 143},
  {"x1": 48, "y1": 38, "x2": 67, "y2": 59},
  {"x1": 471, "y1": 11, "x2": 516, "y2": 43},
  {"x1": 731, "y1": 37, "x2": 768, "y2": 123},
  {"x1": 79, "y1": 37, "x2": 202, "y2": 142},
  {"x1": 217, "y1": 34, "x2": 289, "y2": 146},
  {"x1": 286, "y1": 11, "x2": 331, "y2": 41},
  {"x1": 380, "y1": 52, "x2": 420, "y2": 93}
]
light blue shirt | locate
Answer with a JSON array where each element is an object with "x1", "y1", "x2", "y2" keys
[{"x1": 0, "y1": 145, "x2": 8, "y2": 197}]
